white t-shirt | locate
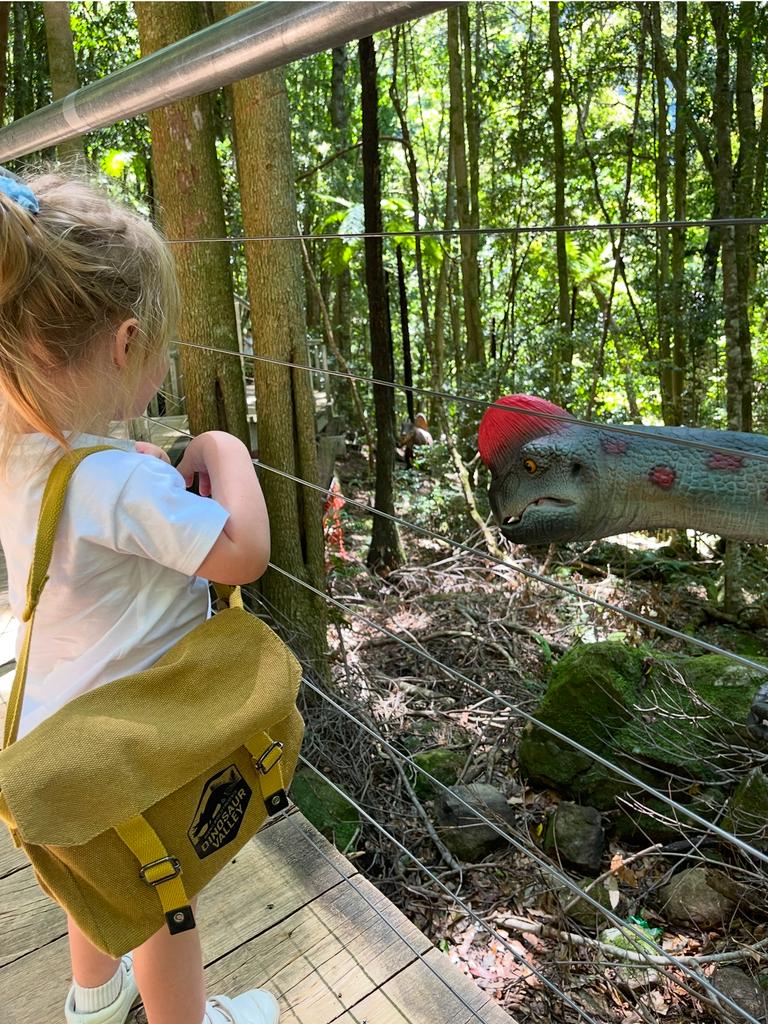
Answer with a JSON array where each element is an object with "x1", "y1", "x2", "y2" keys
[{"x1": 0, "y1": 432, "x2": 230, "y2": 739}]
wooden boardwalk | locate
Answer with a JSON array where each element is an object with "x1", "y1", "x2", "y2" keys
[{"x1": 0, "y1": 552, "x2": 514, "y2": 1024}]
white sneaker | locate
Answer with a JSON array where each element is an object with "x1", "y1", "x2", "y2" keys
[
  {"x1": 204, "y1": 990, "x2": 280, "y2": 1024},
  {"x1": 64, "y1": 953, "x2": 140, "y2": 1024}
]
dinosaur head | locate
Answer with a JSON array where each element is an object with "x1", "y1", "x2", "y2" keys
[{"x1": 479, "y1": 395, "x2": 603, "y2": 543}]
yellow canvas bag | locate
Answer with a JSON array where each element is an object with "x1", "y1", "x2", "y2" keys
[{"x1": 0, "y1": 446, "x2": 304, "y2": 956}]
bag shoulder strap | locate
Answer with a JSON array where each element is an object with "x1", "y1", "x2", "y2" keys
[{"x1": 3, "y1": 445, "x2": 114, "y2": 749}]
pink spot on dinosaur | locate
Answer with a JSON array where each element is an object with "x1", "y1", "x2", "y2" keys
[
  {"x1": 649, "y1": 465, "x2": 676, "y2": 489},
  {"x1": 707, "y1": 452, "x2": 745, "y2": 471},
  {"x1": 601, "y1": 437, "x2": 628, "y2": 455}
]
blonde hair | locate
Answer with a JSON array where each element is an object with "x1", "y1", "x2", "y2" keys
[{"x1": 0, "y1": 171, "x2": 179, "y2": 467}]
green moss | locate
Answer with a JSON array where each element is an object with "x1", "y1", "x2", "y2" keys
[
  {"x1": 410, "y1": 749, "x2": 465, "y2": 798},
  {"x1": 517, "y1": 641, "x2": 768, "y2": 837},
  {"x1": 291, "y1": 770, "x2": 360, "y2": 852}
]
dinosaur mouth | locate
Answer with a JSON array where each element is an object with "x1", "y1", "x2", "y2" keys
[{"x1": 503, "y1": 497, "x2": 574, "y2": 526}]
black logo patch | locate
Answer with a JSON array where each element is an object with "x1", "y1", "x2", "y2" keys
[{"x1": 188, "y1": 765, "x2": 252, "y2": 860}]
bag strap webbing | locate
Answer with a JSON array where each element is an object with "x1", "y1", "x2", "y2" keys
[
  {"x1": 3, "y1": 446, "x2": 113, "y2": 749},
  {"x1": 245, "y1": 732, "x2": 290, "y2": 816},
  {"x1": 115, "y1": 814, "x2": 195, "y2": 936},
  {"x1": 2, "y1": 445, "x2": 239, "y2": 751}
]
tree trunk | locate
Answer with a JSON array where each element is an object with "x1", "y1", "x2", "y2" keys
[
  {"x1": 359, "y1": 35, "x2": 405, "y2": 573},
  {"x1": 0, "y1": 3, "x2": 10, "y2": 123},
  {"x1": 548, "y1": 1, "x2": 571, "y2": 402},
  {"x1": 396, "y1": 245, "x2": 415, "y2": 424},
  {"x1": 42, "y1": 2, "x2": 83, "y2": 164},
  {"x1": 670, "y1": 0, "x2": 687, "y2": 425},
  {"x1": 651, "y1": 3, "x2": 672, "y2": 424},
  {"x1": 447, "y1": 5, "x2": 484, "y2": 367},
  {"x1": 733, "y1": 1, "x2": 756, "y2": 434},
  {"x1": 709, "y1": 2, "x2": 747, "y2": 615},
  {"x1": 709, "y1": 3, "x2": 745, "y2": 434},
  {"x1": 135, "y1": 2, "x2": 249, "y2": 447},
  {"x1": 390, "y1": 26, "x2": 431, "y2": 383},
  {"x1": 223, "y1": 6, "x2": 327, "y2": 675}
]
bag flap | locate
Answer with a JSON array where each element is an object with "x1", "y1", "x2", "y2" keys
[{"x1": 0, "y1": 608, "x2": 302, "y2": 846}]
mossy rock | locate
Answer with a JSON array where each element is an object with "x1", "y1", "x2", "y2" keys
[
  {"x1": 410, "y1": 749, "x2": 465, "y2": 798},
  {"x1": 291, "y1": 770, "x2": 360, "y2": 852},
  {"x1": 517, "y1": 642, "x2": 767, "y2": 838},
  {"x1": 723, "y1": 768, "x2": 768, "y2": 851}
]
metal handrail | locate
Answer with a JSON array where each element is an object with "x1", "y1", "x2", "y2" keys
[{"x1": 0, "y1": 1, "x2": 447, "y2": 162}]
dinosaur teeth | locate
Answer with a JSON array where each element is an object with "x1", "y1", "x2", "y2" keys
[{"x1": 504, "y1": 515, "x2": 521, "y2": 525}]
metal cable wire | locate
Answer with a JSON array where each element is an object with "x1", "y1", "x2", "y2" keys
[
  {"x1": 237, "y1": 576, "x2": 766, "y2": 1020},
  {"x1": 142, "y1": 411, "x2": 768, "y2": 671},
  {"x1": 164, "y1": 214, "x2": 768, "y2": 245},
  {"x1": 294, "y1": 756, "x2": 604, "y2": 1024},
  {"x1": 141, "y1": 412, "x2": 768, "y2": 857},
  {"x1": 296, "y1": 756, "x2": 764, "y2": 1024},
  {"x1": 281, "y1": 813, "x2": 494, "y2": 1024},
  {"x1": 262, "y1": 561, "x2": 768, "y2": 867},
  {"x1": 248, "y1": 453, "x2": 768, "y2": 674},
  {"x1": 172, "y1": 339, "x2": 768, "y2": 466}
]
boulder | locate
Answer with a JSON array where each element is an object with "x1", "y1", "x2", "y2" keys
[
  {"x1": 543, "y1": 875, "x2": 621, "y2": 929},
  {"x1": 436, "y1": 783, "x2": 516, "y2": 862},
  {"x1": 712, "y1": 966, "x2": 767, "y2": 1023},
  {"x1": 410, "y1": 748, "x2": 465, "y2": 798},
  {"x1": 517, "y1": 641, "x2": 767, "y2": 840},
  {"x1": 724, "y1": 768, "x2": 768, "y2": 852},
  {"x1": 544, "y1": 802, "x2": 604, "y2": 874},
  {"x1": 659, "y1": 867, "x2": 738, "y2": 929}
]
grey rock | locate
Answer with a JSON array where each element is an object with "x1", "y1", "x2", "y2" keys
[
  {"x1": 544, "y1": 802, "x2": 604, "y2": 874},
  {"x1": 436, "y1": 783, "x2": 516, "y2": 862},
  {"x1": 713, "y1": 966, "x2": 767, "y2": 1023},
  {"x1": 660, "y1": 867, "x2": 737, "y2": 929}
]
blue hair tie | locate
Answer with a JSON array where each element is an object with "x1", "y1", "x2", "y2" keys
[{"x1": 0, "y1": 168, "x2": 39, "y2": 215}]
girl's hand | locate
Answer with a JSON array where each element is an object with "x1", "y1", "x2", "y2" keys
[
  {"x1": 175, "y1": 434, "x2": 223, "y2": 496},
  {"x1": 134, "y1": 441, "x2": 171, "y2": 464}
]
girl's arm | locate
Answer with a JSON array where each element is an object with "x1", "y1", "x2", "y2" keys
[{"x1": 176, "y1": 432, "x2": 270, "y2": 585}]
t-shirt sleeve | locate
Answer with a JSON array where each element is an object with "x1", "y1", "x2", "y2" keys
[{"x1": 88, "y1": 454, "x2": 230, "y2": 577}]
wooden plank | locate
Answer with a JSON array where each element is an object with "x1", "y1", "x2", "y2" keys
[
  {"x1": 0, "y1": 813, "x2": 354, "y2": 1023},
  {"x1": 196, "y1": 874, "x2": 432, "y2": 1024},
  {"x1": 333, "y1": 948, "x2": 517, "y2": 1024},
  {"x1": 0, "y1": 824, "x2": 28, "y2": 878},
  {"x1": 0, "y1": 860, "x2": 67, "y2": 968}
]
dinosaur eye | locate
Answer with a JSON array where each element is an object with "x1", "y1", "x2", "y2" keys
[{"x1": 523, "y1": 458, "x2": 537, "y2": 475}]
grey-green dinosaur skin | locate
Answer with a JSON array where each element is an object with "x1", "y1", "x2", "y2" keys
[{"x1": 489, "y1": 424, "x2": 768, "y2": 545}]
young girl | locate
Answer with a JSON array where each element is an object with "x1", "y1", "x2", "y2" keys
[{"x1": 0, "y1": 171, "x2": 280, "y2": 1024}]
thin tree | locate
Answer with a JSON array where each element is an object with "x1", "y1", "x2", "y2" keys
[
  {"x1": 670, "y1": 1, "x2": 688, "y2": 425},
  {"x1": 548, "y1": 1, "x2": 571, "y2": 402},
  {"x1": 42, "y1": 2, "x2": 82, "y2": 164},
  {"x1": 135, "y1": 2, "x2": 249, "y2": 446},
  {"x1": 223, "y1": 0, "x2": 328, "y2": 676},
  {"x1": 650, "y1": 3, "x2": 672, "y2": 424},
  {"x1": 447, "y1": 5, "x2": 484, "y2": 367},
  {"x1": 359, "y1": 35, "x2": 405, "y2": 573}
]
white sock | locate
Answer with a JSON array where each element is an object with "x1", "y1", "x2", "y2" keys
[{"x1": 73, "y1": 962, "x2": 124, "y2": 1013}]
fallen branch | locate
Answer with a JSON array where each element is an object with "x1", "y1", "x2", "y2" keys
[{"x1": 499, "y1": 914, "x2": 768, "y2": 967}]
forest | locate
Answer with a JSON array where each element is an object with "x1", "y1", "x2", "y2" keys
[{"x1": 4, "y1": 2, "x2": 768, "y2": 1021}]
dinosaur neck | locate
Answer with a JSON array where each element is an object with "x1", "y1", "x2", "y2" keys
[{"x1": 599, "y1": 426, "x2": 768, "y2": 544}]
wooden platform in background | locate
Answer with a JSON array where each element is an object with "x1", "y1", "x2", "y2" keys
[{"x1": 0, "y1": 550, "x2": 514, "y2": 1024}]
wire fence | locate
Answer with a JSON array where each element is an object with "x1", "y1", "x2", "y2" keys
[{"x1": 139, "y1": 388, "x2": 768, "y2": 1023}]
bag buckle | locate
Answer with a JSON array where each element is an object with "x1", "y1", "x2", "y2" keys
[
  {"x1": 139, "y1": 856, "x2": 182, "y2": 887},
  {"x1": 253, "y1": 741, "x2": 284, "y2": 774}
]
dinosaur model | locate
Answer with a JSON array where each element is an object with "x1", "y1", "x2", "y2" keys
[
  {"x1": 478, "y1": 395, "x2": 768, "y2": 546},
  {"x1": 478, "y1": 394, "x2": 768, "y2": 733}
]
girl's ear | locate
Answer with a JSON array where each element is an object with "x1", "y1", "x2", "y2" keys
[{"x1": 112, "y1": 318, "x2": 139, "y2": 370}]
